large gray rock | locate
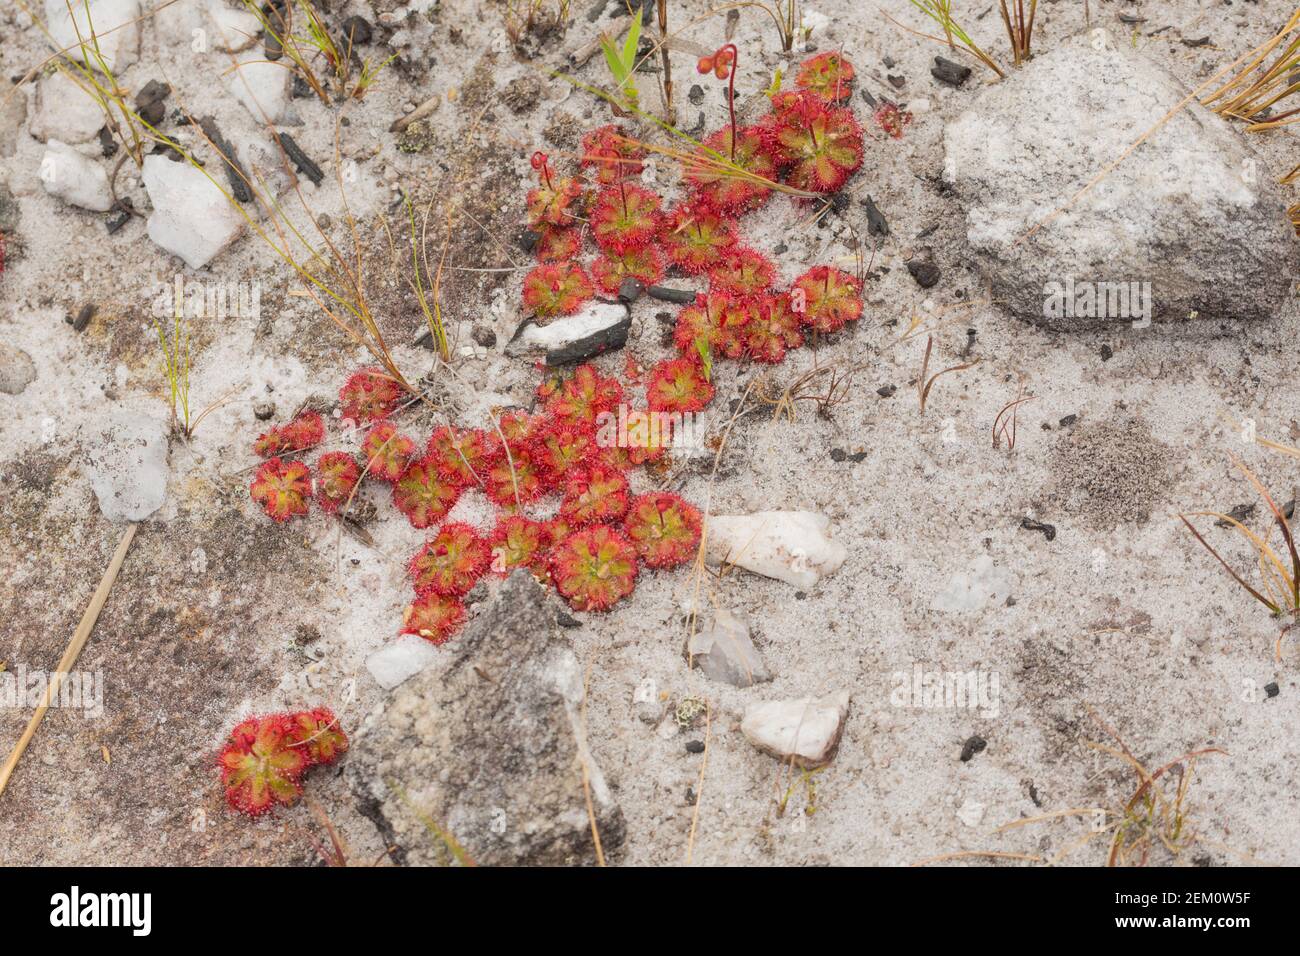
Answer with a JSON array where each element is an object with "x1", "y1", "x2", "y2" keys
[
  {"x1": 943, "y1": 30, "x2": 1296, "y2": 330},
  {"x1": 348, "y1": 572, "x2": 625, "y2": 866}
]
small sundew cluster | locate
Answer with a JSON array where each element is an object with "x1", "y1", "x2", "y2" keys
[
  {"x1": 217, "y1": 709, "x2": 348, "y2": 817},
  {"x1": 247, "y1": 361, "x2": 704, "y2": 639},
  {"x1": 518, "y1": 52, "x2": 867, "y2": 380}
]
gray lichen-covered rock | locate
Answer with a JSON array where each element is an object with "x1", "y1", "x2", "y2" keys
[
  {"x1": 348, "y1": 571, "x2": 625, "y2": 866},
  {"x1": 943, "y1": 30, "x2": 1297, "y2": 330}
]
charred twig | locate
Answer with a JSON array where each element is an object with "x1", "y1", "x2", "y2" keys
[{"x1": 199, "y1": 116, "x2": 254, "y2": 203}]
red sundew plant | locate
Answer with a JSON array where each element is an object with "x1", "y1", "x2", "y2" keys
[
  {"x1": 361, "y1": 421, "x2": 416, "y2": 482},
  {"x1": 286, "y1": 707, "x2": 350, "y2": 765},
  {"x1": 250, "y1": 458, "x2": 312, "y2": 522},
  {"x1": 796, "y1": 51, "x2": 856, "y2": 103},
  {"x1": 742, "y1": 293, "x2": 805, "y2": 363},
  {"x1": 534, "y1": 366, "x2": 566, "y2": 404},
  {"x1": 685, "y1": 125, "x2": 780, "y2": 213},
  {"x1": 580, "y1": 124, "x2": 645, "y2": 184},
  {"x1": 662, "y1": 200, "x2": 739, "y2": 275},
  {"x1": 536, "y1": 421, "x2": 597, "y2": 483},
  {"x1": 488, "y1": 514, "x2": 551, "y2": 579},
  {"x1": 716, "y1": 295, "x2": 756, "y2": 360},
  {"x1": 591, "y1": 182, "x2": 662, "y2": 253},
  {"x1": 544, "y1": 363, "x2": 625, "y2": 427},
  {"x1": 315, "y1": 451, "x2": 361, "y2": 514},
  {"x1": 624, "y1": 492, "x2": 703, "y2": 568},
  {"x1": 427, "y1": 426, "x2": 490, "y2": 488},
  {"x1": 591, "y1": 246, "x2": 665, "y2": 294},
  {"x1": 550, "y1": 524, "x2": 639, "y2": 612},
  {"x1": 873, "y1": 101, "x2": 914, "y2": 140},
  {"x1": 543, "y1": 515, "x2": 575, "y2": 552},
  {"x1": 535, "y1": 224, "x2": 583, "y2": 263},
  {"x1": 411, "y1": 522, "x2": 492, "y2": 597},
  {"x1": 253, "y1": 411, "x2": 326, "y2": 457},
  {"x1": 498, "y1": 409, "x2": 547, "y2": 448},
  {"x1": 219, "y1": 714, "x2": 309, "y2": 816},
  {"x1": 219, "y1": 709, "x2": 347, "y2": 817},
  {"x1": 400, "y1": 591, "x2": 467, "y2": 645},
  {"x1": 339, "y1": 368, "x2": 403, "y2": 424},
  {"x1": 793, "y1": 265, "x2": 864, "y2": 333},
  {"x1": 485, "y1": 444, "x2": 549, "y2": 508},
  {"x1": 561, "y1": 462, "x2": 631, "y2": 526},
  {"x1": 774, "y1": 100, "x2": 865, "y2": 193},
  {"x1": 674, "y1": 291, "x2": 733, "y2": 357},
  {"x1": 522, "y1": 262, "x2": 594, "y2": 318},
  {"x1": 598, "y1": 408, "x2": 671, "y2": 469},
  {"x1": 525, "y1": 151, "x2": 584, "y2": 229},
  {"x1": 392, "y1": 455, "x2": 461, "y2": 528},
  {"x1": 647, "y1": 357, "x2": 716, "y2": 414},
  {"x1": 709, "y1": 246, "x2": 777, "y2": 299}
]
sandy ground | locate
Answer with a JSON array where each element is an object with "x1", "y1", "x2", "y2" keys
[{"x1": 1, "y1": 0, "x2": 1299, "y2": 866}]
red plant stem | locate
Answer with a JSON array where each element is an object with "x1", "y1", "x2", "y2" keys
[
  {"x1": 721, "y1": 44, "x2": 738, "y2": 161},
  {"x1": 618, "y1": 177, "x2": 628, "y2": 218}
]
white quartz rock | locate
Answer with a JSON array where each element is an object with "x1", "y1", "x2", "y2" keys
[
  {"x1": 209, "y1": 2, "x2": 262, "y2": 52},
  {"x1": 29, "y1": 71, "x2": 105, "y2": 144},
  {"x1": 141, "y1": 154, "x2": 245, "y2": 269},
  {"x1": 226, "y1": 53, "x2": 292, "y2": 124},
  {"x1": 40, "y1": 140, "x2": 113, "y2": 211},
  {"x1": 704, "y1": 510, "x2": 846, "y2": 589},
  {"x1": 741, "y1": 691, "x2": 851, "y2": 769},
  {"x1": 45, "y1": 0, "x2": 141, "y2": 74},
  {"x1": 504, "y1": 301, "x2": 631, "y2": 358},
  {"x1": 686, "y1": 609, "x2": 772, "y2": 687}
]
